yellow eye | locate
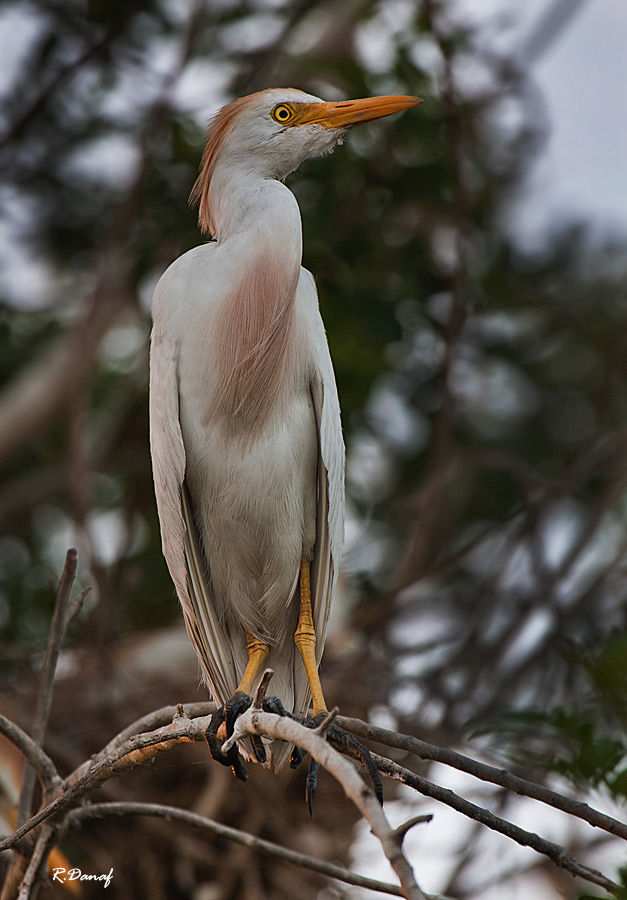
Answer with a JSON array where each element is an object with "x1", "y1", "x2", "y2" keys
[{"x1": 271, "y1": 104, "x2": 294, "y2": 124}]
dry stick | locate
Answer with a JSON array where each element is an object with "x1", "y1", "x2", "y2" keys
[
  {"x1": 222, "y1": 702, "x2": 427, "y2": 900},
  {"x1": 103, "y1": 701, "x2": 216, "y2": 753},
  {"x1": 69, "y1": 802, "x2": 406, "y2": 898},
  {"x1": 16, "y1": 549, "x2": 79, "y2": 827},
  {"x1": 335, "y1": 715, "x2": 627, "y2": 842},
  {"x1": 0, "y1": 715, "x2": 60, "y2": 796},
  {"x1": 3, "y1": 704, "x2": 620, "y2": 896},
  {"x1": 16, "y1": 825, "x2": 57, "y2": 900},
  {"x1": 86, "y1": 702, "x2": 627, "y2": 845},
  {"x1": 0, "y1": 716, "x2": 213, "y2": 853},
  {"x1": 372, "y1": 752, "x2": 620, "y2": 897}
]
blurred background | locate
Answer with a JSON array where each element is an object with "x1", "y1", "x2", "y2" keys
[{"x1": 1, "y1": 0, "x2": 627, "y2": 897}]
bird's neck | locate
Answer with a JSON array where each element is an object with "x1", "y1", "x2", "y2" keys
[
  {"x1": 210, "y1": 170, "x2": 302, "y2": 254},
  {"x1": 209, "y1": 173, "x2": 304, "y2": 439}
]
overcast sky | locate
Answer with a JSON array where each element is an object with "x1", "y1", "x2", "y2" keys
[{"x1": 455, "y1": 0, "x2": 627, "y2": 242}]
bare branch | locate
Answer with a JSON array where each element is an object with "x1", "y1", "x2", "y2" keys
[
  {"x1": 16, "y1": 826, "x2": 57, "y2": 900},
  {"x1": 69, "y1": 801, "x2": 407, "y2": 898},
  {"x1": 2, "y1": 703, "x2": 623, "y2": 898},
  {"x1": 102, "y1": 701, "x2": 215, "y2": 753},
  {"x1": 335, "y1": 715, "x2": 627, "y2": 842},
  {"x1": 225, "y1": 707, "x2": 428, "y2": 900},
  {"x1": 16, "y1": 549, "x2": 78, "y2": 828},
  {"x1": 0, "y1": 715, "x2": 215, "y2": 853},
  {"x1": 372, "y1": 752, "x2": 620, "y2": 896},
  {"x1": 0, "y1": 715, "x2": 60, "y2": 797},
  {"x1": 252, "y1": 668, "x2": 275, "y2": 709}
]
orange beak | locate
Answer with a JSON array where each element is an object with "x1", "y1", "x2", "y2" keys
[{"x1": 295, "y1": 94, "x2": 423, "y2": 129}]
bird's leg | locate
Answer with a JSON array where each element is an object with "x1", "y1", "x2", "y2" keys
[
  {"x1": 294, "y1": 560, "x2": 328, "y2": 810},
  {"x1": 293, "y1": 561, "x2": 383, "y2": 810},
  {"x1": 205, "y1": 632, "x2": 270, "y2": 772},
  {"x1": 294, "y1": 561, "x2": 328, "y2": 717},
  {"x1": 236, "y1": 632, "x2": 270, "y2": 696}
]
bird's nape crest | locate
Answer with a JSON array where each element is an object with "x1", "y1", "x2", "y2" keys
[{"x1": 189, "y1": 91, "x2": 276, "y2": 237}]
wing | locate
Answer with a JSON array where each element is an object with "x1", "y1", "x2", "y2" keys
[
  {"x1": 149, "y1": 325, "x2": 242, "y2": 704},
  {"x1": 291, "y1": 333, "x2": 345, "y2": 721}
]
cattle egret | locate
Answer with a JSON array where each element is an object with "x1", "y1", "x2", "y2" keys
[{"x1": 149, "y1": 88, "x2": 422, "y2": 790}]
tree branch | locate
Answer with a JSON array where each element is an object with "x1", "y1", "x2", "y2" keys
[
  {"x1": 335, "y1": 714, "x2": 627, "y2": 841},
  {"x1": 0, "y1": 715, "x2": 60, "y2": 798},
  {"x1": 16, "y1": 549, "x2": 79, "y2": 828},
  {"x1": 69, "y1": 801, "x2": 407, "y2": 898},
  {"x1": 1, "y1": 703, "x2": 623, "y2": 898},
  {"x1": 371, "y1": 751, "x2": 620, "y2": 896},
  {"x1": 224, "y1": 703, "x2": 428, "y2": 900}
]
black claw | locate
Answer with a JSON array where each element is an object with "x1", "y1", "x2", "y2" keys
[
  {"x1": 296, "y1": 712, "x2": 384, "y2": 807},
  {"x1": 204, "y1": 693, "x2": 253, "y2": 781},
  {"x1": 306, "y1": 759, "x2": 319, "y2": 816},
  {"x1": 205, "y1": 707, "x2": 231, "y2": 766},
  {"x1": 225, "y1": 691, "x2": 252, "y2": 736},
  {"x1": 262, "y1": 695, "x2": 289, "y2": 717},
  {"x1": 251, "y1": 734, "x2": 266, "y2": 764},
  {"x1": 289, "y1": 746, "x2": 306, "y2": 769},
  {"x1": 229, "y1": 748, "x2": 248, "y2": 782},
  {"x1": 326, "y1": 725, "x2": 384, "y2": 805}
]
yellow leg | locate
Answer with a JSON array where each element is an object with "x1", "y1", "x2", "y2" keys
[
  {"x1": 294, "y1": 561, "x2": 328, "y2": 717},
  {"x1": 236, "y1": 632, "x2": 270, "y2": 696}
]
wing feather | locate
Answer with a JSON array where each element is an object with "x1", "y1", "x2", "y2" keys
[{"x1": 149, "y1": 326, "x2": 243, "y2": 704}]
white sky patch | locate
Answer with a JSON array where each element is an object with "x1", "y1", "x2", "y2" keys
[
  {"x1": 0, "y1": 4, "x2": 45, "y2": 103},
  {"x1": 0, "y1": 187, "x2": 54, "y2": 309},
  {"x1": 220, "y1": 13, "x2": 284, "y2": 53},
  {"x1": 173, "y1": 59, "x2": 235, "y2": 124},
  {"x1": 539, "y1": 497, "x2": 584, "y2": 570},
  {"x1": 499, "y1": 605, "x2": 555, "y2": 671},
  {"x1": 60, "y1": 133, "x2": 141, "y2": 190},
  {"x1": 453, "y1": 0, "x2": 627, "y2": 241}
]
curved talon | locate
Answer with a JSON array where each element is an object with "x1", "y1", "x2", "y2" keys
[
  {"x1": 251, "y1": 734, "x2": 266, "y2": 764},
  {"x1": 295, "y1": 713, "x2": 384, "y2": 807},
  {"x1": 204, "y1": 694, "x2": 252, "y2": 781},
  {"x1": 225, "y1": 691, "x2": 252, "y2": 735},
  {"x1": 262, "y1": 695, "x2": 290, "y2": 717},
  {"x1": 205, "y1": 708, "x2": 230, "y2": 765},
  {"x1": 326, "y1": 725, "x2": 383, "y2": 805},
  {"x1": 289, "y1": 746, "x2": 306, "y2": 769},
  {"x1": 306, "y1": 759, "x2": 319, "y2": 816}
]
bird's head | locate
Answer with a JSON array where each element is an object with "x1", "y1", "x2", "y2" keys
[{"x1": 190, "y1": 88, "x2": 423, "y2": 236}]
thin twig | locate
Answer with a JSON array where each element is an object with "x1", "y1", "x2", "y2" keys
[
  {"x1": 101, "y1": 701, "x2": 215, "y2": 755},
  {"x1": 16, "y1": 826, "x2": 57, "y2": 900},
  {"x1": 372, "y1": 752, "x2": 620, "y2": 896},
  {"x1": 69, "y1": 801, "x2": 406, "y2": 897},
  {"x1": 0, "y1": 716, "x2": 214, "y2": 853},
  {"x1": 335, "y1": 715, "x2": 627, "y2": 842},
  {"x1": 252, "y1": 668, "x2": 275, "y2": 708},
  {"x1": 0, "y1": 715, "x2": 60, "y2": 796},
  {"x1": 16, "y1": 549, "x2": 78, "y2": 828}
]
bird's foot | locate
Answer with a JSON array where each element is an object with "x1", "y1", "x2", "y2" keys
[
  {"x1": 301, "y1": 713, "x2": 383, "y2": 812},
  {"x1": 262, "y1": 700, "x2": 384, "y2": 813},
  {"x1": 320, "y1": 717, "x2": 384, "y2": 807},
  {"x1": 205, "y1": 691, "x2": 266, "y2": 780}
]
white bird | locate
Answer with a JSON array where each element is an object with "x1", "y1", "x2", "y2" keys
[{"x1": 149, "y1": 87, "x2": 421, "y2": 777}]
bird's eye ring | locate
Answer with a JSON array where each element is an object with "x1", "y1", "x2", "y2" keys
[{"x1": 271, "y1": 104, "x2": 294, "y2": 124}]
